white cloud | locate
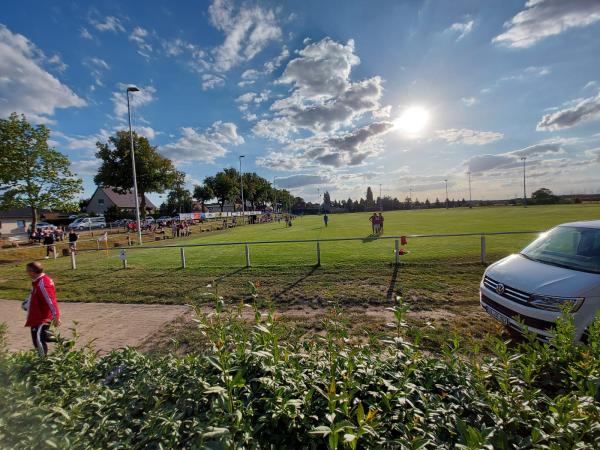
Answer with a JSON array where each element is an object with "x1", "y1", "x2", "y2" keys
[
  {"x1": 264, "y1": 45, "x2": 289, "y2": 73},
  {"x1": 537, "y1": 93, "x2": 600, "y2": 130},
  {"x1": 129, "y1": 27, "x2": 153, "y2": 58},
  {"x1": 163, "y1": 121, "x2": 243, "y2": 163},
  {"x1": 242, "y1": 112, "x2": 257, "y2": 121},
  {"x1": 256, "y1": 151, "x2": 301, "y2": 171},
  {"x1": 493, "y1": 0, "x2": 600, "y2": 48},
  {"x1": 436, "y1": 129, "x2": 504, "y2": 145},
  {"x1": 201, "y1": 73, "x2": 225, "y2": 90},
  {"x1": 80, "y1": 27, "x2": 93, "y2": 40},
  {"x1": 91, "y1": 15, "x2": 125, "y2": 33},
  {"x1": 501, "y1": 66, "x2": 551, "y2": 82},
  {"x1": 136, "y1": 126, "x2": 158, "y2": 140},
  {"x1": 71, "y1": 159, "x2": 101, "y2": 177},
  {"x1": 208, "y1": 0, "x2": 281, "y2": 72},
  {"x1": 278, "y1": 38, "x2": 359, "y2": 99},
  {"x1": 466, "y1": 142, "x2": 563, "y2": 173},
  {"x1": 0, "y1": 24, "x2": 86, "y2": 122},
  {"x1": 48, "y1": 54, "x2": 67, "y2": 72},
  {"x1": 448, "y1": 19, "x2": 474, "y2": 40},
  {"x1": 111, "y1": 83, "x2": 156, "y2": 117},
  {"x1": 585, "y1": 147, "x2": 600, "y2": 162},
  {"x1": 83, "y1": 57, "x2": 110, "y2": 88},
  {"x1": 255, "y1": 37, "x2": 388, "y2": 169},
  {"x1": 461, "y1": 96, "x2": 478, "y2": 107},
  {"x1": 274, "y1": 174, "x2": 327, "y2": 188}
]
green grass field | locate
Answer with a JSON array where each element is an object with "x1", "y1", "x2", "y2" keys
[
  {"x1": 1, "y1": 204, "x2": 598, "y2": 304},
  {"x1": 1, "y1": 203, "x2": 598, "y2": 348}
]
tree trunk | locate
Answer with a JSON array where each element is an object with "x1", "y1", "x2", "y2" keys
[
  {"x1": 139, "y1": 191, "x2": 147, "y2": 219},
  {"x1": 220, "y1": 199, "x2": 224, "y2": 212},
  {"x1": 30, "y1": 205, "x2": 38, "y2": 229}
]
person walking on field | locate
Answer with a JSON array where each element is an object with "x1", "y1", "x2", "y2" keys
[
  {"x1": 42, "y1": 230, "x2": 56, "y2": 259},
  {"x1": 22, "y1": 262, "x2": 60, "y2": 356},
  {"x1": 323, "y1": 213, "x2": 329, "y2": 227},
  {"x1": 68, "y1": 228, "x2": 78, "y2": 253},
  {"x1": 378, "y1": 213, "x2": 385, "y2": 234}
]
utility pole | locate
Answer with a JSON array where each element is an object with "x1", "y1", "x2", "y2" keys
[
  {"x1": 521, "y1": 156, "x2": 527, "y2": 207},
  {"x1": 126, "y1": 86, "x2": 142, "y2": 246},
  {"x1": 444, "y1": 179, "x2": 448, "y2": 209},
  {"x1": 468, "y1": 171, "x2": 472, "y2": 207}
]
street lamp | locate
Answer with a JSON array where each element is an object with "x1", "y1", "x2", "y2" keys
[
  {"x1": 126, "y1": 86, "x2": 142, "y2": 245},
  {"x1": 239, "y1": 155, "x2": 245, "y2": 223},
  {"x1": 521, "y1": 156, "x2": 527, "y2": 207},
  {"x1": 467, "y1": 171, "x2": 472, "y2": 208},
  {"x1": 444, "y1": 179, "x2": 448, "y2": 209}
]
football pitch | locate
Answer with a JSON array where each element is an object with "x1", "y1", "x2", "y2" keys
[{"x1": 0, "y1": 204, "x2": 598, "y2": 306}]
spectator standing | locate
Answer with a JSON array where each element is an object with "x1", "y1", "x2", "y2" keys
[
  {"x1": 323, "y1": 214, "x2": 329, "y2": 228},
  {"x1": 68, "y1": 229, "x2": 78, "y2": 253},
  {"x1": 22, "y1": 262, "x2": 60, "y2": 356},
  {"x1": 171, "y1": 221, "x2": 177, "y2": 238},
  {"x1": 378, "y1": 213, "x2": 384, "y2": 234},
  {"x1": 43, "y1": 230, "x2": 56, "y2": 259},
  {"x1": 369, "y1": 213, "x2": 377, "y2": 234}
]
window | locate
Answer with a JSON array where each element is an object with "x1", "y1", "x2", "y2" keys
[{"x1": 98, "y1": 199, "x2": 105, "y2": 205}]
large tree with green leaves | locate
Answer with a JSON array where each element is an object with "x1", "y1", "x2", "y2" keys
[
  {"x1": 0, "y1": 113, "x2": 82, "y2": 228},
  {"x1": 160, "y1": 171, "x2": 193, "y2": 215},
  {"x1": 95, "y1": 131, "x2": 178, "y2": 218},
  {"x1": 204, "y1": 168, "x2": 239, "y2": 212},
  {"x1": 193, "y1": 184, "x2": 214, "y2": 211}
]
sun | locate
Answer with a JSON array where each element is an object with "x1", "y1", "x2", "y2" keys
[{"x1": 394, "y1": 106, "x2": 430, "y2": 135}]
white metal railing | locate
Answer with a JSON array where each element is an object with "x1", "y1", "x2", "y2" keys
[{"x1": 62, "y1": 230, "x2": 542, "y2": 270}]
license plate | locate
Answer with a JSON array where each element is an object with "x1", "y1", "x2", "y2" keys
[{"x1": 485, "y1": 305, "x2": 509, "y2": 325}]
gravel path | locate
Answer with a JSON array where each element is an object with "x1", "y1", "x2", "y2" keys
[{"x1": 0, "y1": 299, "x2": 190, "y2": 353}]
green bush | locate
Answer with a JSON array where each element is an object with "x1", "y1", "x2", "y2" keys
[{"x1": 1, "y1": 300, "x2": 600, "y2": 449}]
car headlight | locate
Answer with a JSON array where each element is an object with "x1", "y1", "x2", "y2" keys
[{"x1": 529, "y1": 295, "x2": 584, "y2": 312}]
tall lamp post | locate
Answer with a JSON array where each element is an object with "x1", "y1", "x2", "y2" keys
[
  {"x1": 467, "y1": 171, "x2": 472, "y2": 208},
  {"x1": 126, "y1": 86, "x2": 142, "y2": 246},
  {"x1": 444, "y1": 179, "x2": 448, "y2": 209},
  {"x1": 239, "y1": 155, "x2": 245, "y2": 223},
  {"x1": 521, "y1": 156, "x2": 527, "y2": 207}
]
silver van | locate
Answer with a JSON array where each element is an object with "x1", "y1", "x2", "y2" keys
[{"x1": 68, "y1": 217, "x2": 106, "y2": 230}]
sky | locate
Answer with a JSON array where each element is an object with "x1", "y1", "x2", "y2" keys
[{"x1": 1, "y1": 0, "x2": 600, "y2": 205}]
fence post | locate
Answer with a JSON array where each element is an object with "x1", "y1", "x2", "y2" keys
[
  {"x1": 70, "y1": 250, "x2": 76, "y2": 269},
  {"x1": 180, "y1": 247, "x2": 186, "y2": 269},
  {"x1": 395, "y1": 239, "x2": 400, "y2": 265},
  {"x1": 480, "y1": 235, "x2": 486, "y2": 264},
  {"x1": 245, "y1": 243, "x2": 250, "y2": 267},
  {"x1": 316, "y1": 241, "x2": 321, "y2": 266}
]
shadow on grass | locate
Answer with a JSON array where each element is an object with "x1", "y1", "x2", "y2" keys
[
  {"x1": 386, "y1": 264, "x2": 399, "y2": 301},
  {"x1": 361, "y1": 234, "x2": 380, "y2": 243},
  {"x1": 273, "y1": 265, "x2": 319, "y2": 300}
]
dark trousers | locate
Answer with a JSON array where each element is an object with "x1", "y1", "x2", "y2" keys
[{"x1": 30, "y1": 324, "x2": 56, "y2": 356}]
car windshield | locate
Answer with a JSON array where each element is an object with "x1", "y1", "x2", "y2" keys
[{"x1": 521, "y1": 226, "x2": 600, "y2": 274}]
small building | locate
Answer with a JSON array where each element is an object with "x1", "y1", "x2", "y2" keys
[
  {"x1": 204, "y1": 202, "x2": 236, "y2": 213},
  {"x1": 0, "y1": 207, "x2": 52, "y2": 236},
  {"x1": 86, "y1": 187, "x2": 156, "y2": 216}
]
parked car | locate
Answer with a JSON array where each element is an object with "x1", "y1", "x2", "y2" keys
[
  {"x1": 35, "y1": 221, "x2": 57, "y2": 231},
  {"x1": 480, "y1": 221, "x2": 600, "y2": 342},
  {"x1": 157, "y1": 216, "x2": 172, "y2": 225},
  {"x1": 68, "y1": 216, "x2": 106, "y2": 230}
]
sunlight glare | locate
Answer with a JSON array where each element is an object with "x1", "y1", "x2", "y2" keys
[{"x1": 394, "y1": 106, "x2": 430, "y2": 135}]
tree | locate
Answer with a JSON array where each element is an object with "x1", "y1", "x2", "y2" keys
[
  {"x1": 366, "y1": 186, "x2": 374, "y2": 209},
  {"x1": 162, "y1": 172, "x2": 193, "y2": 214},
  {"x1": 204, "y1": 168, "x2": 239, "y2": 212},
  {"x1": 532, "y1": 188, "x2": 559, "y2": 205},
  {"x1": 193, "y1": 184, "x2": 214, "y2": 211},
  {"x1": 323, "y1": 191, "x2": 331, "y2": 207},
  {"x1": 0, "y1": 113, "x2": 82, "y2": 228},
  {"x1": 95, "y1": 131, "x2": 178, "y2": 218}
]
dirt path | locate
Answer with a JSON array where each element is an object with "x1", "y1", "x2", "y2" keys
[{"x1": 0, "y1": 299, "x2": 190, "y2": 353}]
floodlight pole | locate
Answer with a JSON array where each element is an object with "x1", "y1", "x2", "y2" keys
[
  {"x1": 126, "y1": 86, "x2": 143, "y2": 246},
  {"x1": 468, "y1": 171, "x2": 472, "y2": 207},
  {"x1": 239, "y1": 155, "x2": 245, "y2": 223},
  {"x1": 444, "y1": 179, "x2": 448, "y2": 209},
  {"x1": 521, "y1": 156, "x2": 527, "y2": 207}
]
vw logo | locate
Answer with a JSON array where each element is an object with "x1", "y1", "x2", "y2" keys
[{"x1": 496, "y1": 283, "x2": 505, "y2": 295}]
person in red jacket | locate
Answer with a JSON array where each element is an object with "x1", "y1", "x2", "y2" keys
[{"x1": 23, "y1": 262, "x2": 61, "y2": 356}]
